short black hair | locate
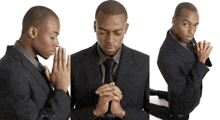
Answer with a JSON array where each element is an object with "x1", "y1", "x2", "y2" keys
[
  {"x1": 174, "y1": 2, "x2": 198, "y2": 19},
  {"x1": 95, "y1": 0, "x2": 127, "y2": 21},
  {"x1": 21, "y1": 6, "x2": 59, "y2": 34}
]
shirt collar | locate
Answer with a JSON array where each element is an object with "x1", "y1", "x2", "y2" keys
[
  {"x1": 13, "y1": 41, "x2": 40, "y2": 68},
  {"x1": 97, "y1": 44, "x2": 122, "y2": 65},
  {"x1": 169, "y1": 29, "x2": 188, "y2": 49}
]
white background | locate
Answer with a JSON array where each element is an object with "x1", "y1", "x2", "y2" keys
[{"x1": 0, "y1": 0, "x2": 219, "y2": 119}]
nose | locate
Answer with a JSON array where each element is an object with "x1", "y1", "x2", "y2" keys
[
  {"x1": 106, "y1": 32, "x2": 114, "y2": 43},
  {"x1": 54, "y1": 38, "x2": 59, "y2": 47},
  {"x1": 188, "y1": 26, "x2": 195, "y2": 35}
]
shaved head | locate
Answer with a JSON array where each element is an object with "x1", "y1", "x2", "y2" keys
[
  {"x1": 21, "y1": 6, "x2": 59, "y2": 34},
  {"x1": 95, "y1": 0, "x2": 127, "y2": 21},
  {"x1": 174, "y1": 2, "x2": 198, "y2": 19}
]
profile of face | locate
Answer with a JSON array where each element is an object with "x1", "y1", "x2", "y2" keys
[
  {"x1": 172, "y1": 9, "x2": 199, "y2": 43},
  {"x1": 31, "y1": 15, "x2": 60, "y2": 59},
  {"x1": 94, "y1": 11, "x2": 129, "y2": 56}
]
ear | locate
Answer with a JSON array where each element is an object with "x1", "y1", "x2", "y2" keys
[
  {"x1": 28, "y1": 26, "x2": 37, "y2": 38},
  {"x1": 125, "y1": 23, "x2": 129, "y2": 34},
  {"x1": 172, "y1": 17, "x2": 176, "y2": 26},
  {"x1": 94, "y1": 21, "x2": 97, "y2": 33}
]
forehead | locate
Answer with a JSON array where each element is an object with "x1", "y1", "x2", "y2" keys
[
  {"x1": 43, "y1": 16, "x2": 60, "y2": 33},
  {"x1": 96, "y1": 11, "x2": 126, "y2": 30},
  {"x1": 178, "y1": 9, "x2": 199, "y2": 23}
]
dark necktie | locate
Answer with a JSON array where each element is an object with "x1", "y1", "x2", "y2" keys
[
  {"x1": 103, "y1": 58, "x2": 116, "y2": 84},
  {"x1": 187, "y1": 42, "x2": 194, "y2": 54},
  {"x1": 102, "y1": 58, "x2": 118, "y2": 119}
]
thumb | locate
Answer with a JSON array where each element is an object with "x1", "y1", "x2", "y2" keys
[{"x1": 44, "y1": 65, "x2": 50, "y2": 81}]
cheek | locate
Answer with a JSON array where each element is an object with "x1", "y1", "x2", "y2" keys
[
  {"x1": 97, "y1": 34, "x2": 106, "y2": 44},
  {"x1": 177, "y1": 26, "x2": 187, "y2": 37},
  {"x1": 38, "y1": 37, "x2": 52, "y2": 50},
  {"x1": 115, "y1": 35, "x2": 124, "y2": 45}
]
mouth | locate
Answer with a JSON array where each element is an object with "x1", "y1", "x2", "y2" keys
[
  {"x1": 186, "y1": 36, "x2": 193, "y2": 41},
  {"x1": 105, "y1": 45, "x2": 115, "y2": 49},
  {"x1": 50, "y1": 51, "x2": 56, "y2": 55}
]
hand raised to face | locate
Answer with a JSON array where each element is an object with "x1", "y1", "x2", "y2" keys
[
  {"x1": 44, "y1": 46, "x2": 71, "y2": 92},
  {"x1": 193, "y1": 40, "x2": 213, "y2": 64}
]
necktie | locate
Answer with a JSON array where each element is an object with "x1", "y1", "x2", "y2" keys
[
  {"x1": 103, "y1": 58, "x2": 117, "y2": 119},
  {"x1": 103, "y1": 58, "x2": 116, "y2": 84},
  {"x1": 187, "y1": 42, "x2": 194, "y2": 54}
]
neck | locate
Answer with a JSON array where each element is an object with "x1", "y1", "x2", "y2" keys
[
  {"x1": 18, "y1": 35, "x2": 37, "y2": 58},
  {"x1": 171, "y1": 27, "x2": 178, "y2": 38}
]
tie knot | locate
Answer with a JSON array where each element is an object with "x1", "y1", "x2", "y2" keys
[{"x1": 103, "y1": 58, "x2": 116, "y2": 69}]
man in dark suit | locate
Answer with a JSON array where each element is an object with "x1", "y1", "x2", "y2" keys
[
  {"x1": 0, "y1": 6, "x2": 71, "y2": 120},
  {"x1": 71, "y1": 0, "x2": 149, "y2": 120},
  {"x1": 150, "y1": 2, "x2": 213, "y2": 120}
]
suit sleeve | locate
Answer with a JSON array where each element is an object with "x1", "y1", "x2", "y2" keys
[
  {"x1": 0, "y1": 69, "x2": 70, "y2": 120},
  {"x1": 157, "y1": 55, "x2": 210, "y2": 113}
]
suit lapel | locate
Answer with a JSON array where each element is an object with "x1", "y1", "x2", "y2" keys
[
  {"x1": 116, "y1": 44, "x2": 134, "y2": 91},
  {"x1": 7, "y1": 46, "x2": 50, "y2": 93},
  {"x1": 166, "y1": 32, "x2": 196, "y2": 65},
  {"x1": 22, "y1": 58, "x2": 50, "y2": 93},
  {"x1": 81, "y1": 43, "x2": 103, "y2": 90}
]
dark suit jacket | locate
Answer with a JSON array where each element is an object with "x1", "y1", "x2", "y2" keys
[
  {"x1": 71, "y1": 43, "x2": 149, "y2": 120},
  {"x1": 157, "y1": 31, "x2": 212, "y2": 117},
  {"x1": 0, "y1": 46, "x2": 70, "y2": 120}
]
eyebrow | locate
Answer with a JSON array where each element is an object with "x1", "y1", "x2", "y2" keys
[
  {"x1": 182, "y1": 19, "x2": 199, "y2": 25},
  {"x1": 53, "y1": 31, "x2": 59, "y2": 35},
  {"x1": 98, "y1": 27, "x2": 123, "y2": 32}
]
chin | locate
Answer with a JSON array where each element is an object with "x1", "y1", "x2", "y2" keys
[{"x1": 41, "y1": 54, "x2": 50, "y2": 60}]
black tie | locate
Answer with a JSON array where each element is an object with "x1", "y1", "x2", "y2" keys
[
  {"x1": 187, "y1": 42, "x2": 194, "y2": 54},
  {"x1": 103, "y1": 58, "x2": 117, "y2": 119},
  {"x1": 103, "y1": 58, "x2": 116, "y2": 84}
]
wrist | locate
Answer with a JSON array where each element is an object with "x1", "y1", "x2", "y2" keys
[
  {"x1": 93, "y1": 107, "x2": 103, "y2": 118},
  {"x1": 116, "y1": 110, "x2": 125, "y2": 119},
  {"x1": 198, "y1": 59, "x2": 206, "y2": 64}
]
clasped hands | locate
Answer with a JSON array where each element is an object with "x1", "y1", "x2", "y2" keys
[
  {"x1": 94, "y1": 82, "x2": 125, "y2": 119},
  {"x1": 193, "y1": 40, "x2": 213, "y2": 64},
  {"x1": 44, "y1": 46, "x2": 71, "y2": 93}
]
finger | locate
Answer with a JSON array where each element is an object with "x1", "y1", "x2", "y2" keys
[
  {"x1": 199, "y1": 41, "x2": 203, "y2": 52},
  {"x1": 112, "y1": 95, "x2": 121, "y2": 102},
  {"x1": 52, "y1": 50, "x2": 58, "y2": 72},
  {"x1": 67, "y1": 55, "x2": 71, "y2": 70},
  {"x1": 112, "y1": 90, "x2": 122, "y2": 99},
  {"x1": 96, "y1": 84, "x2": 111, "y2": 94},
  {"x1": 109, "y1": 82, "x2": 115, "y2": 87},
  {"x1": 100, "y1": 91, "x2": 113, "y2": 97},
  {"x1": 203, "y1": 40, "x2": 208, "y2": 52},
  {"x1": 196, "y1": 43, "x2": 200, "y2": 51},
  {"x1": 96, "y1": 83, "x2": 115, "y2": 94},
  {"x1": 96, "y1": 86, "x2": 113, "y2": 94},
  {"x1": 206, "y1": 46, "x2": 213, "y2": 52},
  {"x1": 204, "y1": 42, "x2": 211, "y2": 52},
  {"x1": 44, "y1": 65, "x2": 51, "y2": 81},
  {"x1": 62, "y1": 48, "x2": 66, "y2": 68},
  {"x1": 112, "y1": 86, "x2": 122, "y2": 94},
  {"x1": 58, "y1": 46, "x2": 62, "y2": 68}
]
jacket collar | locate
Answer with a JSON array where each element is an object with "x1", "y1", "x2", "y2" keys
[
  {"x1": 6, "y1": 46, "x2": 50, "y2": 93},
  {"x1": 81, "y1": 43, "x2": 134, "y2": 91}
]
